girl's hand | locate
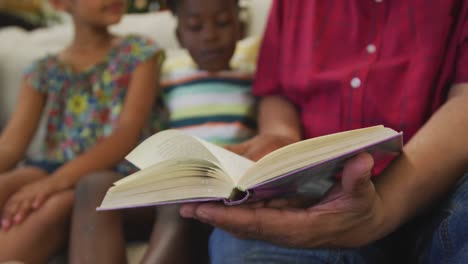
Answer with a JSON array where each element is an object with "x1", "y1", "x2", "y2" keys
[
  {"x1": 226, "y1": 133, "x2": 300, "y2": 161},
  {"x1": 0, "y1": 178, "x2": 15, "y2": 211},
  {"x1": 1, "y1": 178, "x2": 60, "y2": 230}
]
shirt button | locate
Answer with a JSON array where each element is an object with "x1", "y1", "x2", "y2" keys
[
  {"x1": 367, "y1": 44, "x2": 376, "y2": 54},
  {"x1": 350, "y1": 77, "x2": 361, "y2": 89}
]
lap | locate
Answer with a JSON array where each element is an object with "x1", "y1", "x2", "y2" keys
[
  {"x1": 407, "y1": 173, "x2": 468, "y2": 263},
  {"x1": 1, "y1": 190, "x2": 73, "y2": 231},
  {"x1": 209, "y1": 174, "x2": 468, "y2": 264},
  {"x1": 210, "y1": 228, "x2": 367, "y2": 264},
  {"x1": 0, "y1": 191, "x2": 73, "y2": 261},
  {"x1": 32, "y1": 190, "x2": 74, "y2": 223}
]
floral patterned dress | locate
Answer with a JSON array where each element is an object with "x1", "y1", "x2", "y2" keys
[{"x1": 23, "y1": 35, "x2": 165, "y2": 174}]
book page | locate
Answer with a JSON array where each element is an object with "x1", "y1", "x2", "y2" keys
[
  {"x1": 195, "y1": 137, "x2": 255, "y2": 184},
  {"x1": 110, "y1": 171, "x2": 232, "y2": 197},
  {"x1": 112, "y1": 158, "x2": 226, "y2": 188},
  {"x1": 239, "y1": 126, "x2": 400, "y2": 188},
  {"x1": 125, "y1": 130, "x2": 222, "y2": 170},
  {"x1": 99, "y1": 180, "x2": 233, "y2": 210}
]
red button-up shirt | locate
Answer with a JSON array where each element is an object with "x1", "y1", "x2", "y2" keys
[{"x1": 254, "y1": 0, "x2": 468, "y2": 142}]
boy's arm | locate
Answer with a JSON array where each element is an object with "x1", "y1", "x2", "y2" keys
[
  {"x1": 258, "y1": 95, "x2": 302, "y2": 140},
  {"x1": 0, "y1": 82, "x2": 46, "y2": 173},
  {"x1": 227, "y1": 95, "x2": 302, "y2": 161},
  {"x1": 226, "y1": 1, "x2": 298, "y2": 161}
]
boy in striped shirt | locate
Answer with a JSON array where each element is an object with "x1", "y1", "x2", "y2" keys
[{"x1": 163, "y1": 0, "x2": 256, "y2": 146}]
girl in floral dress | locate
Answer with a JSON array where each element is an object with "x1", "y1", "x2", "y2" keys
[{"x1": 0, "y1": 0, "x2": 163, "y2": 262}]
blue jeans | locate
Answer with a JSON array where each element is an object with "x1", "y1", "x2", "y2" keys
[{"x1": 209, "y1": 174, "x2": 468, "y2": 264}]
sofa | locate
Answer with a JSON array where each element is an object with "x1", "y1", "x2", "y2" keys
[{"x1": 0, "y1": 0, "x2": 272, "y2": 262}]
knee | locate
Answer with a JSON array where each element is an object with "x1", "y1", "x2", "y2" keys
[
  {"x1": 35, "y1": 191, "x2": 74, "y2": 227},
  {"x1": 209, "y1": 228, "x2": 245, "y2": 262},
  {"x1": 75, "y1": 171, "x2": 122, "y2": 207},
  {"x1": 47, "y1": 191, "x2": 74, "y2": 208}
]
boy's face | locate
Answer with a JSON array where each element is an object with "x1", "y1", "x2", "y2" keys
[{"x1": 176, "y1": 0, "x2": 241, "y2": 72}]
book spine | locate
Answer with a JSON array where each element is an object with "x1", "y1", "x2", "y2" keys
[{"x1": 223, "y1": 189, "x2": 251, "y2": 205}]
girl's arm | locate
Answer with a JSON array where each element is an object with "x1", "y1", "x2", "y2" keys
[
  {"x1": 48, "y1": 53, "x2": 162, "y2": 191},
  {"x1": 0, "y1": 82, "x2": 46, "y2": 173}
]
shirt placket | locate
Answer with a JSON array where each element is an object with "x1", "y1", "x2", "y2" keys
[{"x1": 347, "y1": 0, "x2": 386, "y2": 129}]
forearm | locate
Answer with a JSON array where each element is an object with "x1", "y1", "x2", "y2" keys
[
  {"x1": 258, "y1": 95, "x2": 302, "y2": 141},
  {"x1": 49, "y1": 126, "x2": 141, "y2": 190},
  {"x1": 376, "y1": 89, "x2": 468, "y2": 235},
  {"x1": 0, "y1": 145, "x2": 23, "y2": 173}
]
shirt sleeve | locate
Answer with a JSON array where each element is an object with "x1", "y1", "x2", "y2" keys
[
  {"x1": 454, "y1": 4, "x2": 468, "y2": 84},
  {"x1": 252, "y1": 0, "x2": 283, "y2": 97},
  {"x1": 126, "y1": 35, "x2": 165, "y2": 71},
  {"x1": 22, "y1": 57, "x2": 50, "y2": 93}
]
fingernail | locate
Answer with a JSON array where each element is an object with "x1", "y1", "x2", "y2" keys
[
  {"x1": 14, "y1": 214, "x2": 22, "y2": 223},
  {"x1": 179, "y1": 207, "x2": 194, "y2": 218},
  {"x1": 2, "y1": 219, "x2": 10, "y2": 229},
  {"x1": 196, "y1": 208, "x2": 213, "y2": 222}
]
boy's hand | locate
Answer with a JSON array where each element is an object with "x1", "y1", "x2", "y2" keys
[
  {"x1": 1, "y1": 178, "x2": 60, "y2": 230},
  {"x1": 226, "y1": 133, "x2": 300, "y2": 161}
]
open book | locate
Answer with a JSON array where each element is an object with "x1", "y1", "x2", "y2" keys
[{"x1": 98, "y1": 125, "x2": 402, "y2": 210}]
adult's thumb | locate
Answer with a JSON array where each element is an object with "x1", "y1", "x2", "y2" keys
[{"x1": 342, "y1": 152, "x2": 374, "y2": 195}]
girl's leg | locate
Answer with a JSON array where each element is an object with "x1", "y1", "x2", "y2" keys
[
  {"x1": 69, "y1": 171, "x2": 127, "y2": 264},
  {"x1": 0, "y1": 190, "x2": 74, "y2": 264}
]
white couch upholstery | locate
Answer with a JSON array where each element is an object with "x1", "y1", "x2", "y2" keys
[{"x1": 0, "y1": 1, "x2": 272, "y2": 263}]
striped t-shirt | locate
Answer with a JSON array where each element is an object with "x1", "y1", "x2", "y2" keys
[{"x1": 161, "y1": 70, "x2": 256, "y2": 146}]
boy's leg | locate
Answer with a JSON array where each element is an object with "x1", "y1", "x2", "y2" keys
[
  {"x1": 140, "y1": 205, "x2": 192, "y2": 264},
  {"x1": 188, "y1": 220, "x2": 213, "y2": 264},
  {"x1": 69, "y1": 171, "x2": 127, "y2": 264},
  {"x1": 0, "y1": 190, "x2": 73, "y2": 264}
]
